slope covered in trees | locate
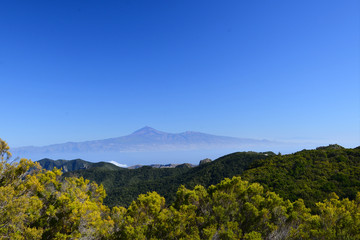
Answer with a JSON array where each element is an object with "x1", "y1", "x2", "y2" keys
[
  {"x1": 37, "y1": 158, "x2": 94, "y2": 172},
  {"x1": 1, "y1": 138, "x2": 360, "y2": 239},
  {"x1": 242, "y1": 145, "x2": 360, "y2": 210},
  {"x1": 65, "y1": 163, "x2": 191, "y2": 207},
  {"x1": 64, "y1": 151, "x2": 273, "y2": 207},
  {"x1": 62, "y1": 145, "x2": 360, "y2": 211},
  {"x1": 37, "y1": 158, "x2": 122, "y2": 172}
]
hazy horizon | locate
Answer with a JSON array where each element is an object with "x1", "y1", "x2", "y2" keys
[
  {"x1": 9, "y1": 125, "x2": 346, "y2": 166},
  {"x1": 13, "y1": 143, "x2": 328, "y2": 167}
]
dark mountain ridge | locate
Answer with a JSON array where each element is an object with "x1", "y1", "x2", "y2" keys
[
  {"x1": 37, "y1": 158, "x2": 196, "y2": 171},
  {"x1": 36, "y1": 158, "x2": 121, "y2": 172}
]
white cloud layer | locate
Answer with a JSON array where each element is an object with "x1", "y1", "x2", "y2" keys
[{"x1": 108, "y1": 161, "x2": 127, "y2": 168}]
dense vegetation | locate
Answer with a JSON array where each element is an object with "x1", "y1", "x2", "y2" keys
[
  {"x1": 0, "y1": 140, "x2": 113, "y2": 239},
  {"x1": 62, "y1": 151, "x2": 273, "y2": 207},
  {"x1": 242, "y1": 144, "x2": 360, "y2": 211},
  {"x1": 61, "y1": 146, "x2": 360, "y2": 212},
  {"x1": 37, "y1": 158, "x2": 95, "y2": 172},
  {"x1": 65, "y1": 163, "x2": 191, "y2": 207},
  {"x1": 2, "y1": 139, "x2": 360, "y2": 239}
]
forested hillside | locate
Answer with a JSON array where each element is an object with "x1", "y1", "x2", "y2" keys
[
  {"x1": 242, "y1": 144, "x2": 360, "y2": 210},
  {"x1": 61, "y1": 145, "x2": 360, "y2": 211},
  {"x1": 36, "y1": 158, "x2": 94, "y2": 172},
  {"x1": 37, "y1": 158, "x2": 122, "y2": 172},
  {"x1": 64, "y1": 151, "x2": 273, "y2": 207}
]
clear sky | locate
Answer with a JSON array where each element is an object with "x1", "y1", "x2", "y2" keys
[{"x1": 1, "y1": 0, "x2": 359, "y2": 148}]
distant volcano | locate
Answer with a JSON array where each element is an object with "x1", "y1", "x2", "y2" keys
[{"x1": 12, "y1": 126, "x2": 275, "y2": 154}]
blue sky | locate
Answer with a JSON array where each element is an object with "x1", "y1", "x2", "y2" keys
[{"x1": 1, "y1": 0, "x2": 359, "y2": 148}]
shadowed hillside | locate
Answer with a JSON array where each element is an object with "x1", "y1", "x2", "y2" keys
[
  {"x1": 40, "y1": 145, "x2": 360, "y2": 212},
  {"x1": 62, "y1": 151, "x2": 274, "y2": 207}
]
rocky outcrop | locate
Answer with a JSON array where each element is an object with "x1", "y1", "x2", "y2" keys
[{"x1": 199, "y1": 158, "x2": 212, "y2": 165}]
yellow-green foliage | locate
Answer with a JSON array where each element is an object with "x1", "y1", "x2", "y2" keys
[
  {"x1": 0, "y1": 157, "x2": 43, "y2": 240},
  {"x1": 290, "y1": 192, "x2": 360, "y2": 240},
  {"x1": 0, "y1": 138, "x2": 11, "y2": 160},
  {"x1": 0, "y1": 139, "x2": 113, "y2": 240},
  {"x1": 109, "y1": 177, "x2": 360, "y2": 240}
]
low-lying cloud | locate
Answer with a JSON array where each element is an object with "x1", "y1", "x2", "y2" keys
[{"x1": 109, "y1": 161, "x2": 128, "y2": 168}]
